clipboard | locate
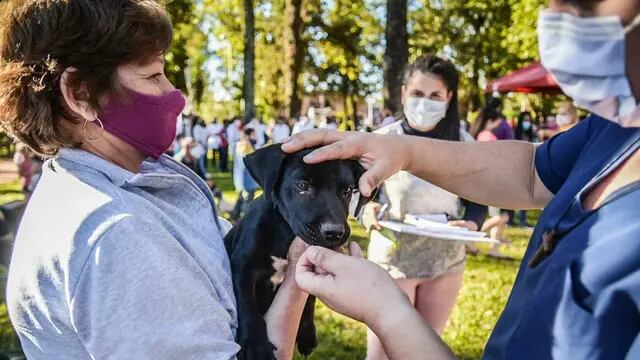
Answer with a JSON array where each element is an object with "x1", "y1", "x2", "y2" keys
[{"x1": 378, "y1": 220, "x2": 501, "y2": 244}]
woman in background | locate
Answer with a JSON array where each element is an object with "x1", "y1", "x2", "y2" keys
[
  {"x1": 513, "y1": 111, "x2": 537, "y2": 227},
  {"x1": 361, "y1": 55, "x2": 487, "y2": 360},
  {"x1": 538, "y1": 102, "x2": 578, "y2": 140}
]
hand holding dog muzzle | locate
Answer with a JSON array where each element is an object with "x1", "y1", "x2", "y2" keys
[{"x1": 294, "y1": 242, "x2": 411, "y2": 329}]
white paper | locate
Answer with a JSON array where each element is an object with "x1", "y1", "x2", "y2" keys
[
  {"x1": 404, "y1": 214, "x2": 488, "y2": 237},
  {"x1": 379, "y1": 220, "x2": 500, "y2": 244}
]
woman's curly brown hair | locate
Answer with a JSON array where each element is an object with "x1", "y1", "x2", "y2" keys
[{"x1": 0, "y1": 0, "x2": 173, "y2": 156}]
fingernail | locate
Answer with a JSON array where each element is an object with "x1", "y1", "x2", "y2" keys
[{"x1": 303, "y1": 153, "x2": 315, "y2": 162}]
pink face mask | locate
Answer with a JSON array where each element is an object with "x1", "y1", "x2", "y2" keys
[{"x1": 99, "y1": 89, "x2": 186, "y2": 159}]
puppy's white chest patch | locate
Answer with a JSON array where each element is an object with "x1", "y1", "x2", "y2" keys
[{"x1": 270, "y1": 256, "x2": 289, "y2": 287}]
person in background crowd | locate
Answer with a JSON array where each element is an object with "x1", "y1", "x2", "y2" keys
[
  {"x1": 459, "y1": 118, "x2": 470, "y2": 133},
  {"x1": 482, "y1": 97, "x2": 514, "y2": 141},
  {"x1": 206, "y1": 118, "x2": 223, "y2": 169},
  {"x1": 13, "y1": 143, "x2": 42, "y2": 193},
  {"x1": 191, "y1": 116, "x2": 209, "y2": 177},
  {"x1": 177, "y1": 113, "x2": 194, "y2": 138},
  {"x1": 226, "y1": 117, "x2": 243, "y2": 159},
  {"x1": 231, "y1": 128, "x2": 260, "y2": 220},
  {"x1": 319, "y1": 116, "x2": 338, "y2": 130},
  {"x1": 173, "y1": 137, "x2": 205, "y2": 179},
  {"x1": 361, "y1": 55, "x2": 487, "y2": 360},
  {"x1": 271, "y1": 116, "x2": 292, "y2": 144},
  {"x1": 538, "y1": 102, "x2": 579, "y2": 140},
  {"x1": 381, "y1": 108, "x2": 396, "y2": 127},
  {"x1": 292, "y1": 115, "x2": 315, "y2": 135},
  {"x1": 513, "y1": 111, "x2": 538, "y2": 227},
  {"x1": 515, "y1": 111, "x2": 537, "y2": 142},
  {"x1": 538, "y1": 115, "x2": 557, "y2": 141},
  {"x1": 470, "y1": 107, "x2": 513, "y2": 259},
  {"x1": 216, "y1": 119, "x2": 230, "y2": 172},
  {"x1": 471, "y1": 107, "x2": 503, "y2": 142},
  {"x1": 245, "y1": 117, "x2": 267, "y2": 148}
]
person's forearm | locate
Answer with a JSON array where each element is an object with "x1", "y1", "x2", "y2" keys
[
  {"x1": 403, "y1": 137, "x2": 551, "y2": 209},
  {"x1": 370, "y1": 301, "x2": 456, "y2": 360},
  {"x1": 264, "y1": 279, "x2": 309, "y2": 360}
]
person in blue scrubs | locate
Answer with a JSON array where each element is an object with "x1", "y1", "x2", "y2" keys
[{"x1": 281, "y1": 0, "x2": 640, "y2": 358}]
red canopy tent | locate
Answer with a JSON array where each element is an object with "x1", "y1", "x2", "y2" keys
[{"x1": 486, "y1": 61, "x2": 562, "y2": 94}]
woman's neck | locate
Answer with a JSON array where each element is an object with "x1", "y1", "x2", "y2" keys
[
  {"x1": 400, "y1": 120, "x2": 437, "y2": 138},
  {"x1": 80, "y1": 134, "x2": 146, "y2": 173}
]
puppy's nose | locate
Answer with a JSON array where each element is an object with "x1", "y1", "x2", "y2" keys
[{"x1": 320, "y1": 223, "x2": 346, "y2": 243}]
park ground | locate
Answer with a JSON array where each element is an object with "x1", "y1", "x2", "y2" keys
[{"x1": 0, "y1": 163, "x2": 537, "y2": 359}]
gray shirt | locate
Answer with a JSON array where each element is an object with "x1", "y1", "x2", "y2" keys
[{"x1": 6, "y1": 148, "x2": 239, "y2": 359}]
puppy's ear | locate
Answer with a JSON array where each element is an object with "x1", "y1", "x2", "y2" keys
[
  {"x1": 350, "y1": 161, "x2": 379, "y2": 217},
  {"x1": 243, "y1": 144, "x2": 287, "y2": 201}
]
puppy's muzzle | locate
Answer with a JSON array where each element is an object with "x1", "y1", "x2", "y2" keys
[{"x1": 319, "y1": 222, "x2": 347, "y2": 245}]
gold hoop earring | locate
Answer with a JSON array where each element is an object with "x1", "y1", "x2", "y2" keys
[{"x1": 83, "y1": 117, "x2": 104, "y2": 142}]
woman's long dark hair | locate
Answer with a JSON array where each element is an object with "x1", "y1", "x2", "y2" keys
[
  {"x1": 470, "y1": 105, "x2": 503, "y2": 139},
  {"x1": 401, "y1": 55, "x2": 461, "y2": 141}
]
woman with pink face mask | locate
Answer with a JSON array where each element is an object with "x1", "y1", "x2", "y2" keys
[
  {"x1": 0, "y1": 1, "x2": 307, "y2": 359},
  {"x1": 284, "y1": 0, "x2": 640, "y2": 358}
]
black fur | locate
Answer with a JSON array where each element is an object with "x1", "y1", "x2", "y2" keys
[{"x1": 224, "y1": 144, "x2": 375, "y2": 359}]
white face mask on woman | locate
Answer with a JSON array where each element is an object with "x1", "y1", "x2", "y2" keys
[
  {"x1": 538, "y1": 10, "x2": 640, "y2": 127},
  {"x1": 404, "y1": 96, "x2": 448, "y2": 131},
  {"x1": 556, "y1": 114, "x2": 572, "y2": 127}
]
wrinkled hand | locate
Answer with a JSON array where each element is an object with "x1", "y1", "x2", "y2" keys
[
  {"x1": 447, "y1": 220, "x2": 478, "y2": 232},
  {"x1": 295, "y1": 242, "x2": 408, "y2": 328},
  {"x1": 281, "y1": 130, "x2": 410, "y2": 197},
  {"x1": 362, "y1": 202, "x2": 382, "y2": 231}
]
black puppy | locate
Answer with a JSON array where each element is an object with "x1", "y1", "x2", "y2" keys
[{"x1": 224, "y1": 144, "x2": 375, "y2": 360}]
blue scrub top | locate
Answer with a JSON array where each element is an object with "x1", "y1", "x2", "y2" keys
[{"x1": 483, "y1": 115, "x2": 640, "y2": 359}]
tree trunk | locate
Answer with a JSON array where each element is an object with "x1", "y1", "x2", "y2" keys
[
  {"x1": 243, "y1": 0, "x2": 256, "y2": 122},
  {"x1": 383, "y1": 0, "x2": 408, "y2": 115},
  {"x1": 348, "y1": 85, "x2": 358, "y2": 128},
  {"x1": 469, "y1": 58, "x2": 482, "y2": 112},
  {"x1": 283, "y1": 0, "x2": 305, "y2": 119},
  {"x1": 342, "y1": 81, "x2": 350, "y2": 125}
]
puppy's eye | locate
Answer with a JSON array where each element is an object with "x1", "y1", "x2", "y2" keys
[{"x1": 296, "y1": 181, "x2": 311, "y2": 193}]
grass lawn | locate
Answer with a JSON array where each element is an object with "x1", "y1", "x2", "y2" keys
[{"x1": 0, "y1": 169, "x2": 536, "y2": 359}]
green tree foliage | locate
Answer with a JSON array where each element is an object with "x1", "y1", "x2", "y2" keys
[
  {"x1": 409, "y1": 0, "x2": 549, "y2": 115},
  {"x1": 170, "y1": 0, "x2": 554, "y2": 121},
  {"x1": 306, "y1": 0, "x2": 383, "y2": 125}
]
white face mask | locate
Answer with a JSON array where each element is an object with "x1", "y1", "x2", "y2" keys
[
  {"x1": 522, "y1": 121, "x2": 532, "y2": 131},
  {"x1": 538, "y1": 10, "x2": 640, "y2": 127},
  {"x1": 404, "y1": 96, "x2": 448, "y2": 131},
  {"x1": 556, "y1": 114, "x2": 572, "y2": 127}
]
